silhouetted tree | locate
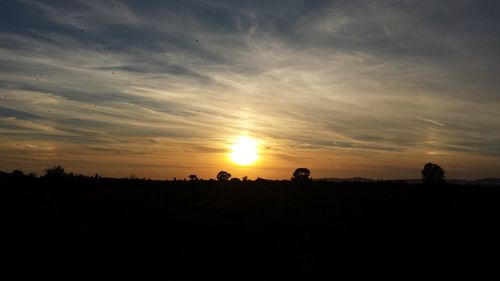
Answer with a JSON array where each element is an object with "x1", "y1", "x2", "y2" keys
[
  {"x1": 44, "y1": 165, "x2": 66, "y2": 178},
  {"x1": 242, "y1": 176, "x2": 248, "y2": 182},
  {"x1": 292, "y1": 168, "x2": 311, "y2": 181},
  {"x1": 421, "y1": 163, "x2": 445, "y2": 185},
  {"x1": 217, "y1": 171, "x2": 231, "y2": 181},
  {"x1": 230, "y1": 177, "x2": 241, "y2": 182},
  {"x1": 11, "y1": 170, "x2": 25, "y2": 178},
  {"x1": 189, "y1": 175, "x2": 198, "y2": 181}
]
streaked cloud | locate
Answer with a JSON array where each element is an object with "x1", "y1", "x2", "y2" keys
[
  {"x1": 417, "y1": 116, "x2": 445, "y2": 127},
  {"x1": 1, "y1": 0, "x2": 499, "y2": 179}
]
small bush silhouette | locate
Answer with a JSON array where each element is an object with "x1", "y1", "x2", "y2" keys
[
  {"x1": 421, "y1": 163, "x2": 445, "y2": 185},
  {"x1": 188, "y1": 175, "x2": 198, "y2": 181},
  {"x1": 11, "y1": 170, "x2": 25, "y2": 178},
  {"x1": 217, "y1": 171, "x2": 231, "y2": 181},
  {"x1": 292, "y1": 168, "x2": 311, "y2": 181},
  {"x1": 44, "y1": 165, "x2": 67, "y2": 178}
]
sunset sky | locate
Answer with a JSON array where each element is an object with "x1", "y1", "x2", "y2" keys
[{"x1": 1, "y1": 0, "x2": 499, "y2": 179}]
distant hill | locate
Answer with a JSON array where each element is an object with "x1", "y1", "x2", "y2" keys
[
  {"x1": 317, "y1": 177, "x2": 500, "y2": 186},
  {"x1": 471, "y1": 178, "x2": 500, "y2": 186},
  {"x1": 410, "y1": 178, "x2": 500, "y2": 186},
  {"x1": 315, "y1": 177, "x2": 377, "y2": 183}
]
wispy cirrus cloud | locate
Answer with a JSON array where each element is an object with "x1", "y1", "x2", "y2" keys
[
  {"x1": 417, "y1": 116, "x2": 445, "y2": 127},
  {"x1": 1, "y1": 0, "x2": 499, "y2": 179}
]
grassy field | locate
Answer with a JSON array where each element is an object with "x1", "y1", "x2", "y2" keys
[{"x1": 2, "y1": 178, "x2": 500, "y2": 279}]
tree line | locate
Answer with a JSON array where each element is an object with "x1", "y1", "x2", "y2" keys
[{"x1": 0, "y1": 163, "x2": 445, "y2": 185}]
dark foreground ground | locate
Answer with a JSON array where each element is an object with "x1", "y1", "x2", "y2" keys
[{"x1": 1, "y1": 178, "x2": 500, "y2": 280}]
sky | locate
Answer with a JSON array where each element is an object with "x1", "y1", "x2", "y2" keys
[{"x1": 1, "y1": 0, "x2": 500, "y2": 180}]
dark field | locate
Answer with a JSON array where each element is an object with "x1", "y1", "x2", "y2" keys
[{"x1": 2, "y1": 178, "x2": 500, "y2": 280}]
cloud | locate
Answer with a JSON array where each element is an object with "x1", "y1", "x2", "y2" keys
[
  {"x1": 416, "y1": 115, "x2": 445, "y2": 127},
  {"x1": 0, "y1": 0, "x2": 500, "y2": 178}
]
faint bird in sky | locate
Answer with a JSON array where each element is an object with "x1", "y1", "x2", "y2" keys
[{"x1": 81, "y1": 27, "x2": 87, "y2": 32}]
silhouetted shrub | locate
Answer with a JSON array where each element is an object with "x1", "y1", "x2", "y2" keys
[
  {"x1": 217, "y1": 171, "x2": 231, "y2": 181},
  {"x1": 255, "y1": 177, "x2": 266, "y2": 182},
  {"x1": 292, "y1": 168, "x2": 311, "y2": 181},
  {"x1": 189, "y1": 175, "x2": 198, "y2": 181},
  {"x1": 44, "y1": 165, "x2": 67, "y2": 178},
  {"x1": 11, "y1": 170, "x2": 26, "y2": 178},
  {"x1": 421, "y1": 163, "x2": 445, "y2": 185}
]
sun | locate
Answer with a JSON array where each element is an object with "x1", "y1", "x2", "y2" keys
[{"x1": 230, "y1": 136, "x2": 259, "y2": 165}]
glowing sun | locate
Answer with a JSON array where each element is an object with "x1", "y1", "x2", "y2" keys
[{"x1": 230, "y1": 136, "x2": 259, "y2": 165}]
